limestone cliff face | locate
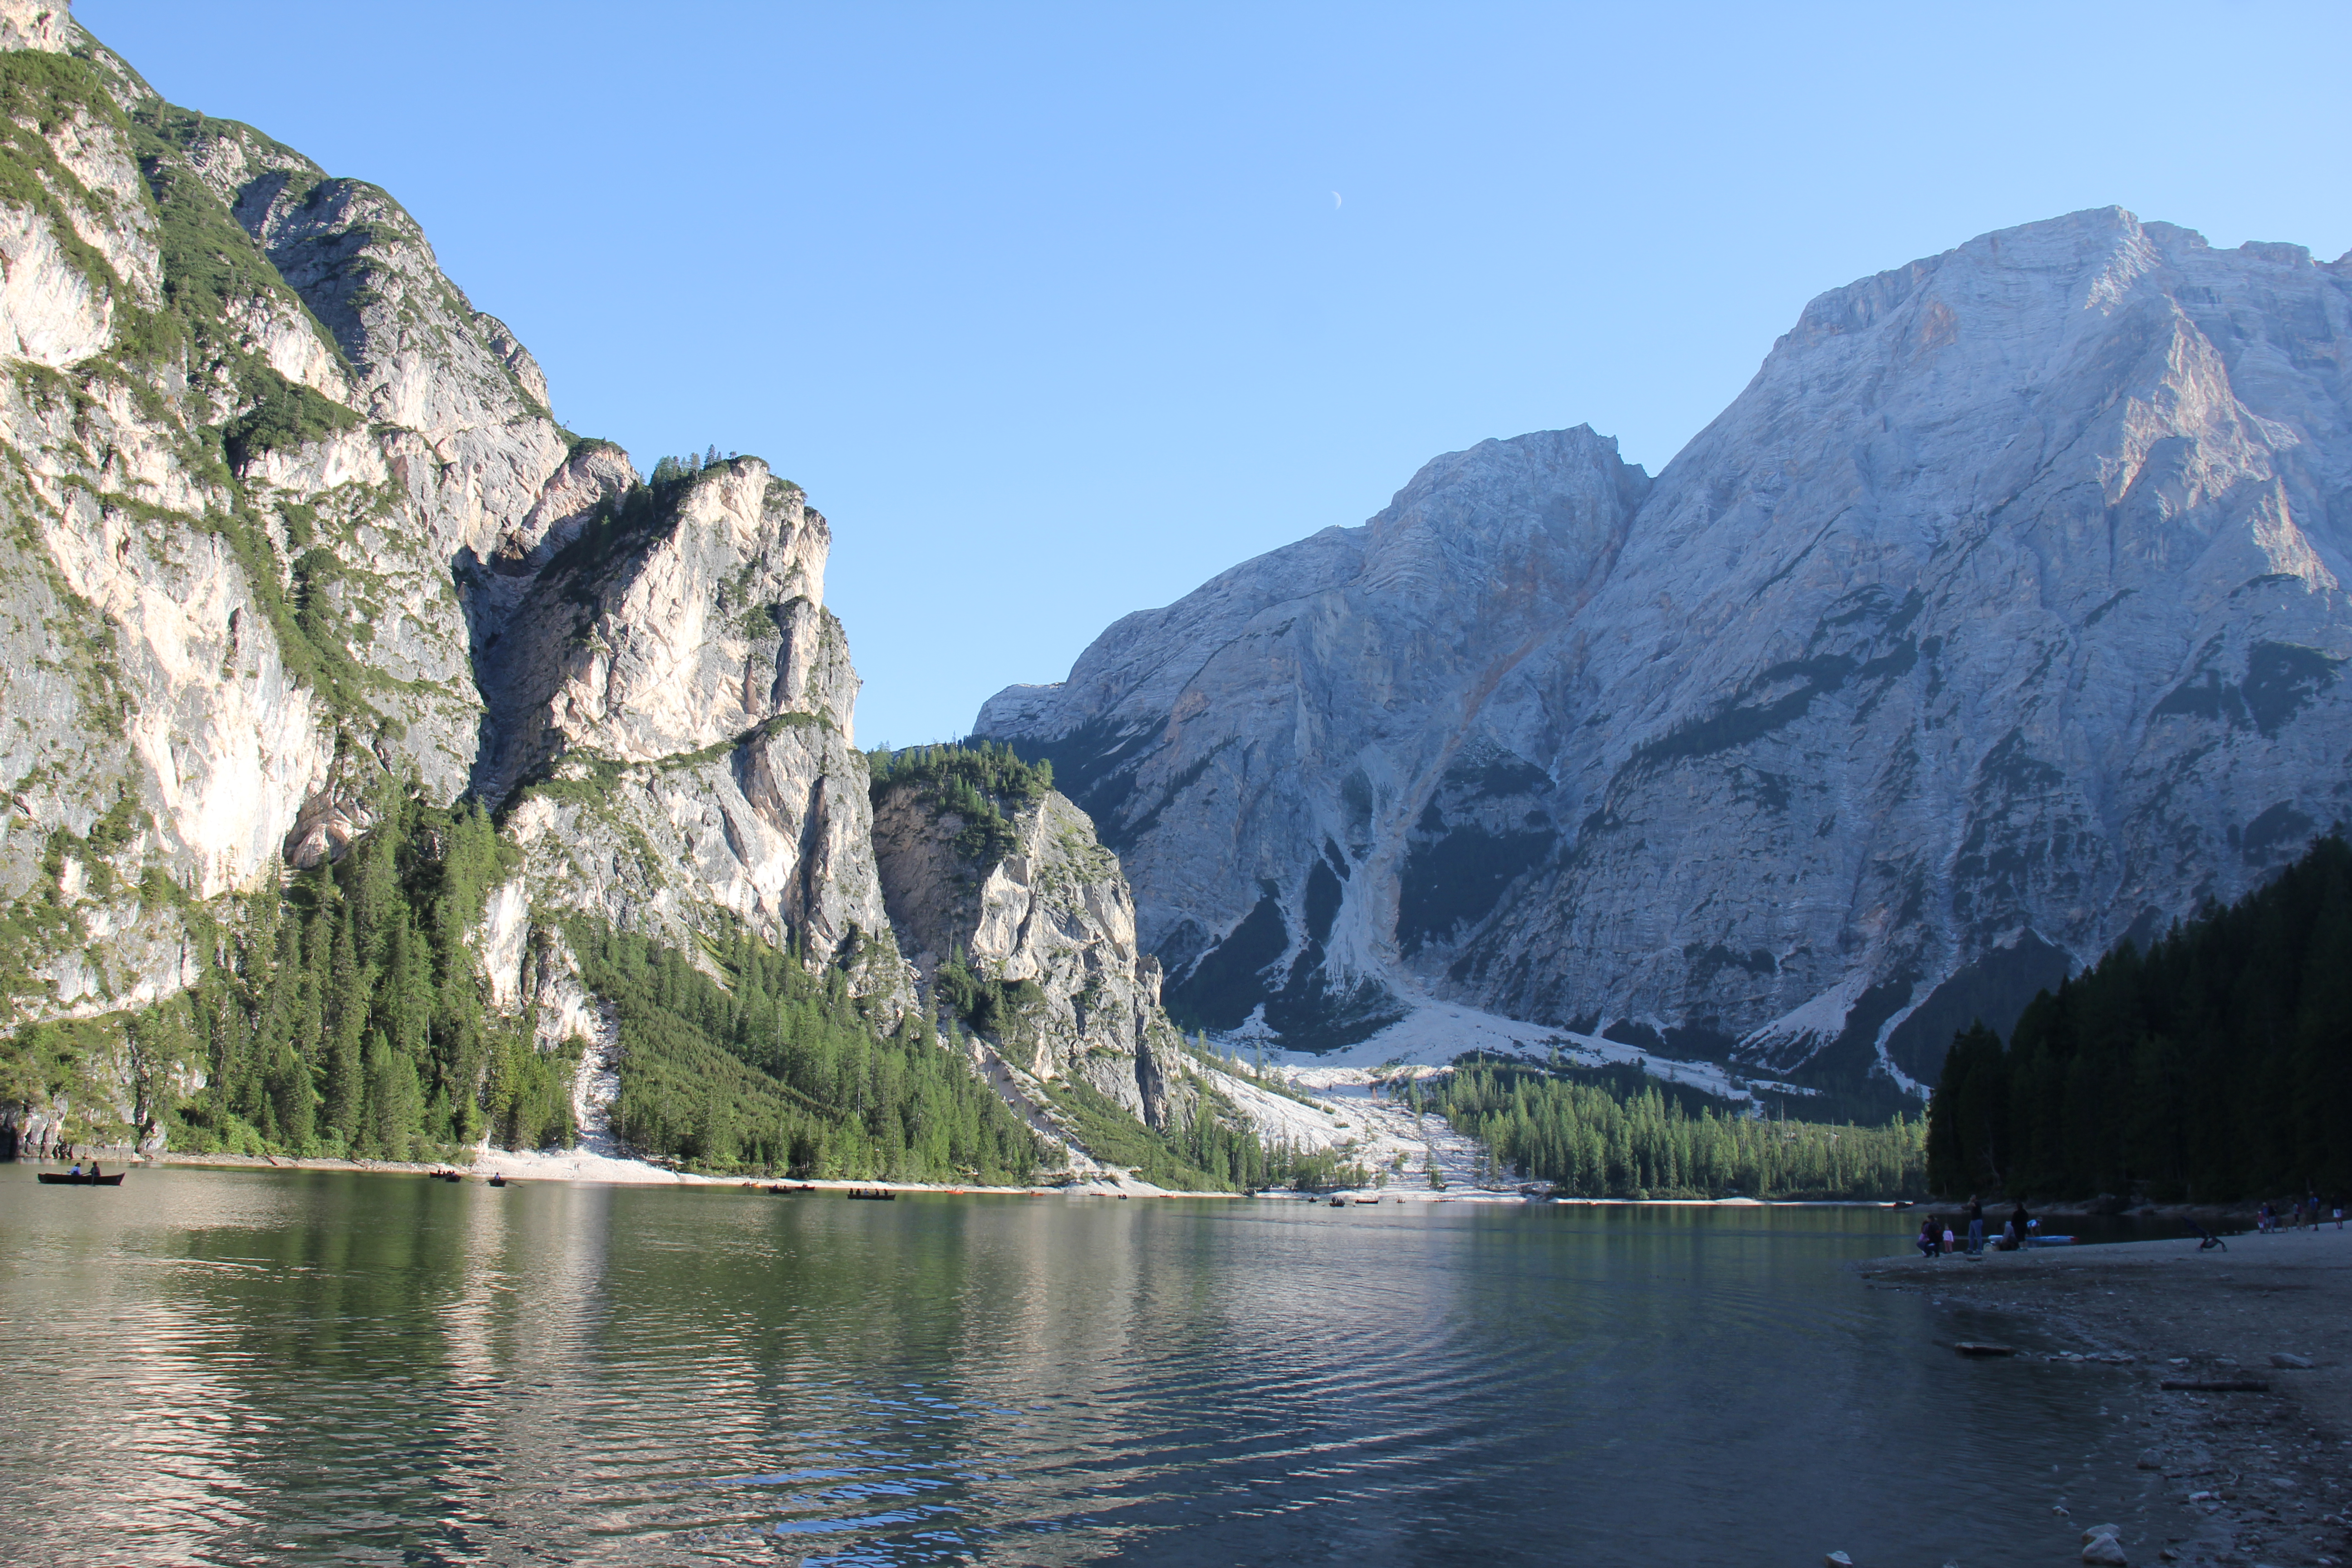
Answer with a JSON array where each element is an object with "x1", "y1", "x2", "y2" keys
[
  {"x1": 977, "y1": 426, "x2": 1646, "y2": 1050},
  {"x1": 473, "y1": 459, "x2": 834, "y2": 800},
  {"x1": 0, "y1": 6, "x2": 906, "y2": 1035},
  {"x1": 982, "y1": 209, "x2": 2352, "y2": 1094},
  {"x1": 870, "y1": 776, "x2": 1188, "y2": 1128}
]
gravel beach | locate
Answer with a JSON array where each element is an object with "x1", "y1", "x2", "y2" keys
[{"x1": 1863, "y1": 1230, "x2": 2352, "y2": 1566}]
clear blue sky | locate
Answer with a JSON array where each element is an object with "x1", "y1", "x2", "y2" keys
[{"x1": 81, "y1": 1, "x2": 2352, "y2": 747}]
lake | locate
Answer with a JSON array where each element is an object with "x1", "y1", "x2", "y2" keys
[{"x1": 0, "y1": 1166, "x2": 2151, "y2": 1564}]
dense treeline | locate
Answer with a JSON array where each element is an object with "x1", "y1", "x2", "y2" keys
[
  {"x1": 1030, "y1": 1058, "x2": 1359, "y2": 1193},
  {"x1": 157, "y1": 787, "x2": 568, "y2": 1161},
  {"x1": 4, "y1": 779, "x2": 1058, "y2": 1179},
  {"x1": 1410, "y1": 1062, "x2": 1927, "y2": 1199},
  {"x1": 573, "y1": 924, "x2": 1048, "y2": 1182},
  {"x1": 1929, "y1": 834, "x2": 2352, "y2": 1202}
]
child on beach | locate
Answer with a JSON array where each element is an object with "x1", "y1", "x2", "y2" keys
[{"x1": 1917, "y1": 1217, "x2": 1940, "y2": 1257}]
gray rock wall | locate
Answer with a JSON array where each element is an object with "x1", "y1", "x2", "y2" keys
[
  {"x1": 980, "y1": 209, "x2": 2352, "y2": 1092},
  {"x1": 871, "y1": 778, "x2": 1190, "y2": 1129}
]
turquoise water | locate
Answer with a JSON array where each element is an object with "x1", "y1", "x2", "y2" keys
[{"x1": 0, "y1": 1166, "x2": 2146, "y2": 1564}]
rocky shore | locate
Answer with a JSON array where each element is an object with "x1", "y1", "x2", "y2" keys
[{"x1": 1862, "y1": 1231, "x2": 2352, "y2": 1566}]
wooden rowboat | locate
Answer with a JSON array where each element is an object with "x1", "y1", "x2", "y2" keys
[
  {"x1": 37, "y1": 1172, "x2": 124, "y2": 1186},
  {"x1": 845, "y1": 1188, "x2": 896, "y2": 1200}
]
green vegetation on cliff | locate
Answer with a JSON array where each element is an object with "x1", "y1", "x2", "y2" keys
[
  {"x1": 571, "y1": 924, "x2": 1046, "y2": 1183},
  {"x1": 868, "y1": 740, "x2": 1053, "y2": 862},
  {"x1": 162, "y1": 782, "x2": 566, "y2": 1161},
  {"x1": 0, "y1": 789, "x2": 1053, "y2": 1180},
  {"x1": 1029, "y1": 1068, "x2": 1318, "y2": 1192},
  {"x1": 1928, "y1": 833, "x2": 2352, "y2": 1203},
  {"x1": 1411, "y1": 1060, "x2": 1926, "y2": 1199}
]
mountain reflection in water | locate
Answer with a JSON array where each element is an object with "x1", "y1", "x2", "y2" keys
[{"x1": 0, "y1": 1169, "x2": 2145, "y2": 1564}]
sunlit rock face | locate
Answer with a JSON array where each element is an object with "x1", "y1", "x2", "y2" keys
[
  {"x1": 0, "y1": 8, "x2": 910, "y2": 1020},
  {"x1": 871, "y1": 779, "x2": 1187, "y2": 1127},
  {"x1": 981, "y1": 210, "x2": 2352, "y2": 1091}
]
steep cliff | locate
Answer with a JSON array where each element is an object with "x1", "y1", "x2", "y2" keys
[
  {"x1": 0, "y1": 10, "x2": 565, "y2": 1018},
  {"x1": 0, "y1": 3, "x2": 930, "y2": 1164},
  {"x1": 980, "y1": 209, "x2": 2352, "y2": 1100},
  {"x1": 478, "y1": 456, "x2": 900, "y2": 989},
  {"x1": 979, "y1": 426, "x2": 1645, "y2": 1050},
  {"x1": 868, "y1": 746, "x2": 1190, "y2": 1137}
]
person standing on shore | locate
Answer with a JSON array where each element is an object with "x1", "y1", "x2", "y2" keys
[{"x1": 1965, "y1": 1195, "x2": 1985, "y2": 1256}]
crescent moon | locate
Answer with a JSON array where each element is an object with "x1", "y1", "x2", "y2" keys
[{"x1": 1333, "y1": 191, "x2": 1342, "y2": 208}]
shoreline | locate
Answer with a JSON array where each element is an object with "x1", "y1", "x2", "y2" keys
[
  {"x1": 41, "y1": 1151, "x2": 2175, "y2": 1213},
  {"x1": 32, "y1": 1150, "x2": 1978, "y2": 1208},
  {"x1": 1861, "y1": 1230, "x2": 2352, "y2": 1566},
  {"x1": 29, "y1": 1149, "x2": 1240, "y2": 1200}
]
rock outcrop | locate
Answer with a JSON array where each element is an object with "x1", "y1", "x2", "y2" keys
[
  {"x1": 980, "y1": 209, "x2": 2352, "y2": 1095},
  {"x1": 871, "y1": 769, "x2": 1187, "y2": 1127},
  {"x1": 0, "y1": 6, "x2": 908, "y2": 1041}
]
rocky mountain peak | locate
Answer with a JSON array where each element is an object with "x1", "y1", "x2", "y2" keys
[{"x1": 981, "y1": 206, "x2": 2352, "y2": 1104}]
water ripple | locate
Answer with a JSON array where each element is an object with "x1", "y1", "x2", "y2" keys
[{"x1": 0, "y1": 1171, "x2": 2144, "y2": 1564}]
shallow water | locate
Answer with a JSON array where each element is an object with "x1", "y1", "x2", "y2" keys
[{"x1": 0, "y1": 1166, "x2": 2147, "y2": 1564}]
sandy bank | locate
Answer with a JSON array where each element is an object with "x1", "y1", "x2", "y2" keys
[{"x1": 1862, "y1": 1230, "x2": 2352, "y2": 1566}]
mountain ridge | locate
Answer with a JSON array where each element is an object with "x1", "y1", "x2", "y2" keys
[{"x1": 978, "y1": 206, "x2": 2352, "y2": 1102}]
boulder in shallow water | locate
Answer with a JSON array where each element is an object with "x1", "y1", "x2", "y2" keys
[
  {"x1": 1824, "y1": 1553, "x2": 1853, "y2": 1567},
  {"x1": 2081, "y1": 1524, "x2": 2121, "y2": 1543},
  {"x1": 2269, "y1": 1352, "x2": 2314, "y2": 1368},
  {"x1": 2081, "y1": 1527, "x2": 2128, "y2": 1565}
]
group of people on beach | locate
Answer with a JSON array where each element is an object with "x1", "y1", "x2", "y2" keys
[
  {"x1": 2255, "y1": 1195, "x2": 2344, "y2": 1233},
  {"x1": 1915, "y1": 1195, "x2": 2035, "y2": 1256},
  {"x1": 1911, "y1": 1193, "x2": 2348, "y2": 1254}
]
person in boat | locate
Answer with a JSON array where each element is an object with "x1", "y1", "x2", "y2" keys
[
  {"x1": 1965, "y1": 1194, "x2": 1984, "y2": 1256},
  {"x1": 1916, "y1": 1216, "x2": 1940, "y2": 1257},
  {"x1": 68, "y1": 1160, "x2": 81, "y2": 1176},
  {"x1": 88, "y1": 1160, "x2": 100, "y2": 1180}
]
